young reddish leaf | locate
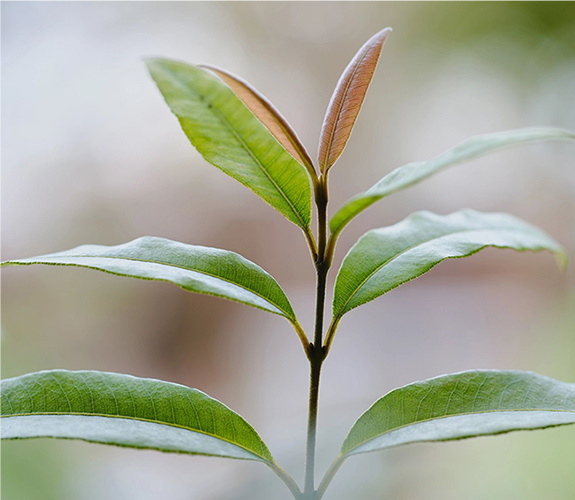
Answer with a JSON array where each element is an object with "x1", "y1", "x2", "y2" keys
[
  {"x1": 201, "y1": 65, "x2": 317, "y2": 182},
  {"x1": 318, "y1": 28, "x2": 392, "y2": 173}
]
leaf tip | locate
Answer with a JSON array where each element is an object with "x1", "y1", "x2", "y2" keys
[
  {"x1": 366, "y1": 27, "x2": 393, "y2": 52},
  {"x1": 143, "y1": 57, "x2": 172, "y2": 79},
  {"x1": 376, "y1": 26, "x2": 393, "y2": 38},
  {"x1": 143, "y1": 57, "x2": 162, "y2": 69}
]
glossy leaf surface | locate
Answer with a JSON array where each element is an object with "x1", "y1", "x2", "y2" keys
[
  {"x1": 1, "y1": 236, "x2": 297, "y2": 322},
  {"x1": 147, "y1": 59, "x2": 312, "y2": 230},
  {"x1": 200, "y1": 65, "x2": 317, "y2": 180},
  {"x1": 330, "y1": 127, "x2": 575, "y2": 235},
  {"x1": 318, "y1": 370, "x2": 575, "y2": 498},
  {"x1": 1, "y1": 370, "x2": 273, "y2": 462},
  {"x1": 332, "y1": 210, "x2": 565, "y2": 320},
  {"x1": 318, "y1": 28, "x2": 392, "y2": 173},
  {"x1": 342, "y1": 370, "x2": 575, "y2": 456}
]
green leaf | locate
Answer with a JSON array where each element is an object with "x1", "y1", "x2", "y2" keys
[
  {"x1": 1, "y1": 370, "x2": 275, "y2": 462},
  {"x1": 146, "y1": 59, "x2": 312, "y2": 231},
  {"x1": 318, "y1": 370, "x2": 575, "y2": 497},
  {"x1": 330, "y1": 127, "x2": 575, "y2": 236},
  {"x1": 1, "y1": 236, "x2": 297, "y2": 323},
  {"x1": 343, "y1": 369, "x2": 575, "y2": 454},
  {"x1": 332, "y1": 209, "x2": 566, "y2": 322},
  {"x1": 199, "y1": 65, "x2": 318, "y2": 182},
  {"x1": 1, "y1": 371, "x2": 303, "y2": 496}
]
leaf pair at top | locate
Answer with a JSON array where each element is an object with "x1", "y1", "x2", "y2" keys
[
  {"x1": 147, "y1": 32, "x2": 575, "y2": 249},
  {"x1": 146, "y1": 27, "x2": 392, "y2": 245}
]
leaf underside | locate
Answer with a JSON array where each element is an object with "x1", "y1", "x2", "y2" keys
[
  {"x1": 341, "y1": 370, "x2": 575, "y2": 458},
  {"x1": 318, "y1": 28, "x2": 392, "y2": 173},
  {"x1": 200, "y1": 64, "x2": 317, "y2": 179},
  {"x1": 333, "y1": 209, "x2": 566, "y2": 320},
  {"x1": 146, "y1": 59, "x2": 312, "y2": 230},
  {"x1": 330, "y1": 127, "x2": 575, "y2": 235},
  {"x1": 1, "y1": 236, "x2": 297, "y2": 322},
  {"x1": 1, "y1": 370, "x2": 274, "y2": 463}
]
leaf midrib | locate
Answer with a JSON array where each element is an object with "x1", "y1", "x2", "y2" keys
[
  {"x1": 335, "y1": 226, "x2": 536, "y2": 318},
  {"x1": 6, "y1": 254, "x2": 293, "y2": 320},
  {"x1": 169, "y1": 66, "x2": 308, "y2": 230},
  {"x1": 1, "y1": 412, "x2": 270, "y2": 462},
  {"x1": 343, "y1": 407, "x2": 575, "y2": 455}
]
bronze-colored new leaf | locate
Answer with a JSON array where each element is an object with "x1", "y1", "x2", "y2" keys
[
  {"x1": 201, "y1": 65, "x2": 317, "y2": 182},
  {"x1": 318, "y1": 28, "x2": 392, "y2": 173}
]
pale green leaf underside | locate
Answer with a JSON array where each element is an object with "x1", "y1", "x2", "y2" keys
[
  {"x1": 333, "y1": 209, "x2": 566, "y2": 319},
  {"x1": 330, "y1": 127, "x2": 575, "y2": 235},
  {"x1": 146, "y1": 59, "x2": 312, "y2": 230},
  {"x1": 0, "y1": 370, "x2": 273, "y2": 462},
  {"x1": 341, "y1": 370, "x2": 575, "y2": 457},
  {"x1": 1, "y1": 236, "x2": 296, "y2": 322}
]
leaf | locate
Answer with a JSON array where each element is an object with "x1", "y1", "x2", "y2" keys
[
  {"x1": 318, "y1": 370, "x2": 575, "y2": 497},
  {"x1": 318, "y1": 28, "x2": 392, "y2": 173},
  {"x1": 332, "y1": 209, "x2": 566, "y2": 322},
  {"x1": 200, "y1": 65, "x2": 317, "y2": 181},
  {"x1": 1, "y1": 236, "x2": 297, "y2": 322},
  {"x1": 330, "y1": 127, "x2": 575, "y2": 236},
  {"x1": 343, "y1": 369, "x2": 575, "y2": 455},
  {"x1": 146, "y1": 59, "x2": 312, "y2": 231},
  {"x1": 0, "y1": 370, "x2": 273, "y2": 461}
]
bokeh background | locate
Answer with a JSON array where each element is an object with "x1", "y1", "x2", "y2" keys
[{"x1": 2, "y1": 2, "x2": 575, "y2": 499}]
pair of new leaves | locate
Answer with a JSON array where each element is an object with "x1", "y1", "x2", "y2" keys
[
  {"x1": 2, "y1": 28, "x2": 575, "y2": 498},
  {"x1": 144, "y1": 28, "x2": 393, "y2": 241}
]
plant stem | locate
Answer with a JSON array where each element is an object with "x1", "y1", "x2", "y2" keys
[
  {"x1": 268, "y1": 462, "x2": 304, "y2": 499},
  {"x1": 316, "y1": 456, "x2": 346, "y2": 499},
  {"x1": 315, "y1": 176, "x2": 329, "y2": 260},
  {"x1": 304, "y1": 269, "x2": 327, "y2": 497},
  {"x1": 304, "y1": 176, "x2": 330, "y2": 498},
  {"x1": 304, "y1": 227, "x2": 319, "y2": 263}
]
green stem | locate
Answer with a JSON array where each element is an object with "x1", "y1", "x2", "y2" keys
[
  {"x1": 304, "y1": 227, "x2": 318, "y2": 263},
  {"x1": 292, "y1": 320, "x2": 312, "y2": 359},
  {"x1": 268, "y1": 462, "x2": 304, "y2": 499},
  {"x1": 322, "y1": 316, "x2": 340, "y2": 356},
  {"x1": 304, "y1": 175, "x2": 330, "y2": 498},
  {"x1": 316, "y1": 456, "x2": 346, "y2": 499},
  {"x1": 304, "y1": 268, "x2": 328, "y2": 497}
]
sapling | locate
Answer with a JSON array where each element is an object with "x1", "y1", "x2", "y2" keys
[{"x1": 2, "y1": 28, "x2": 575, "y2": 499}]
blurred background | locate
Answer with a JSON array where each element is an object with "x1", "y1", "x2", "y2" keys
[{"x1": 2, "y1": 2, "x2": 575, "y2": 499}]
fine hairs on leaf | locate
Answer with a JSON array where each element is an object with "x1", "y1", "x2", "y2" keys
[{"x1": 2, "y1": 27, "x2": 575, "y2": 500}]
